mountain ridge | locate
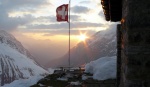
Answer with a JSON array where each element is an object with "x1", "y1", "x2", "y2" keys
[{"x1": 0, "y1": 30, "x2": 48, "y2": 86}]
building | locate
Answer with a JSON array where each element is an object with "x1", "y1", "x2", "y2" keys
[{"x1": 101, "y1": 0, "x2": 150, "y2": 87}]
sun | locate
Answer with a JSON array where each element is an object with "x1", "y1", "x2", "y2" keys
[{"x1": 78, "y1": 34, "x2": 88, "y2": 41}]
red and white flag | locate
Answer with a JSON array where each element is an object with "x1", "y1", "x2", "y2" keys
[{"x1": 56, "y1": 4, "x2": 68, "y2": 22}]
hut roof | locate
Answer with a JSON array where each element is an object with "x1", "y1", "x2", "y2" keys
[{"x1": 101, "y1": 0, "x2": 122, "y2": 22}]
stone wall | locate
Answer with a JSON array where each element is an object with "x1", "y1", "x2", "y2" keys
[
  {"x1": 120, "y1": 0, "x2": 150, "y2": 87},
  {"x1": 117, "y1": 24, "x2": 121, "y2": 87}
]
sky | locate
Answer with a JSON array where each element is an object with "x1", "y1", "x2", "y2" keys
[{"x1": 0, "y1": 0, "x2": 115, "y2": 65}]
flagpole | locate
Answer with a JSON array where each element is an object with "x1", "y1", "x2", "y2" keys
[{"x1": 68, "y1": 0, "x2": 71, "y2": 70}]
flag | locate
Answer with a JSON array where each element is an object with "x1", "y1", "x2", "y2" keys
[{"x1": 56, "y1": 4, "x2": 68, "y2": 22}]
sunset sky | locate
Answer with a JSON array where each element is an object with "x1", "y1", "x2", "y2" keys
[{"x1": 0, "y1": 0, "x2": 115, "y2": 64}]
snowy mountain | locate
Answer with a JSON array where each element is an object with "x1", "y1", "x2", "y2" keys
[
  {"x1": 0, "y1": 30, "x2": 48, "y2": 86},
  {"x1": 47, "y1": 27, "x2": 116, "y2": 67}
]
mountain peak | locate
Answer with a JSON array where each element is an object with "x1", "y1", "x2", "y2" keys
[
  {"x1": 0, "y1": 30, "x2": 35, "y2": 59},
  {"x1": 0, "y1": 30, "x2": 16, "y2": 40}
]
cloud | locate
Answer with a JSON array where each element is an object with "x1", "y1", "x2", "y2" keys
[
  {"x1": 79, "y1": 1, "x2": 92, "y2": 4},
  {"x1": 41, "y1": 29, "x2": 96, "y2": 36},
  {"x1": 35, "y1": 15, "x2": 83, "y2": 23},
  {"x1": 70, "y1": 15, "x2": 83, "y2": 21},
  {"x1": 98, "y1": 11, "x2": 104, "y2": 16},
  {"x1": 0, "y1": 0, "x2": 108, "y2": 34},
  {"x1": 0, "y1": 13, "x2": 34, "y2": 31},
  {"x1": 35, "y1": 16, "x2": 57, "y2": 23},
  {"x1": 0, "y1": 0, "x2": 51, "y2": 31},
  {"x1": 71, "y1": 6, "x2": 91, "y2": 14},
  {"x1": 26, "y1": 23, "x2": 68, "y2": 30},
  {"x1": 98, "y1": 11, "x2": 105, "y2": 20},
  {"x1": 1, "y1": 0, "x2": 50, "y2": 10},
  {"x1": 26, "y1": 22, "x2": 103, "y2": 30},
  {"x1": 71, "y1": 22, "x2": 103, "y2": 28}
]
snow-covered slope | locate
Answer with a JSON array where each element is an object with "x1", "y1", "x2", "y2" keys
[
  {"x1": 2, "y1": 75, "x2": 44, "y2": 87},
  {"x1": 85, "y1": 56, "x2": 116, "y2": 80},
  {"x1": 0, "y1": 30, "x2": 48, "y2": 86},
  {"x1": 0, "y1": 30, "x2": 35, "y2": 59},
  {"x1": 47, "y1": 27, "x2": 116, "y2": 67}
]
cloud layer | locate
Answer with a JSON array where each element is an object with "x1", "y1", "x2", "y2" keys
[
  {"x1": 71, "y1": 6, "x2": 91, "y2": 13},
  {"x1": 0, "y1": 0, "x2": 107, "y2": 33}
]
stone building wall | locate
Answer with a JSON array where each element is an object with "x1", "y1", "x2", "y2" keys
[
  {"x1": 120, "y1": 0, "x2": 150, "y2": 87},
  {"x1": 117, "y1": 24, "x2": 121, "y2": 87}
]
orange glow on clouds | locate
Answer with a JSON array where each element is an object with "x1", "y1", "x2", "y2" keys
[
  {"x1": 22, "y1": 33, "x2": 49, "y2": 40},
  {"x1": 22, "y1": 33, "x2": 83, "y2": 47}
]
